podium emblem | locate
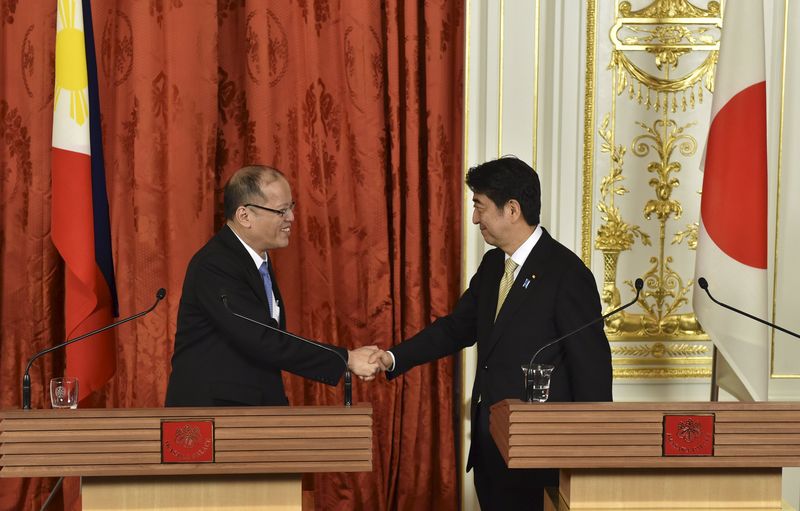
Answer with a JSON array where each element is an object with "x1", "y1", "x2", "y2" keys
[
  {"x1": 161, "y1": 420, "x2": 214, "y2": 463},
  {"x1": 663, "y1": 414, "x2": 714, "y2": 456}
]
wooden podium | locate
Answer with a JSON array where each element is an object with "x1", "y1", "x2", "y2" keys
[
  {"x1": 491, "y1": 400, "x2": 800, "y2": 510},
  {"x1": 0, "y1": 404, "x2": 372, "y2": 511}
]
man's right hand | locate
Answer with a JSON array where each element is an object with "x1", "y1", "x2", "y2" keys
[{"x1": 369, "y1": 349, "x2": 394, "y2": 372}]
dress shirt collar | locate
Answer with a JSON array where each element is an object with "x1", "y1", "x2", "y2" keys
[
  {"x1": 505, "y1": 224, "x2": 542, "y2": 277},
  {"x1": 228, "y1": 225, "x2": 268, "y2": 269}
]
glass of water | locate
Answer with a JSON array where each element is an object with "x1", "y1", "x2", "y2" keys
[
  {"x1": 521, "y1": 364, "x2": 554, "y2": 402},
  {"x1": 50, "y1": 377, "x2": 79, "y2": 409}
]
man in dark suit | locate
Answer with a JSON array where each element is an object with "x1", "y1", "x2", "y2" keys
[
  {"x1": 166, "y1": 165, "x2": 379, "y2": 407},
  {"x1": 371, "y1": 157, "x2": 612, "y2": 510}
]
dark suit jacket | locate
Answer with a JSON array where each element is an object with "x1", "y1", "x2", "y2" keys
[
  {"x1": 388, "y1": 228, "x2": 612, "y2": 468},
  {"x1": 165, "y1": 225, "x2": 346, "y2": 407}
]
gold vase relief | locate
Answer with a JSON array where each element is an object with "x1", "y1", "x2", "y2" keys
[{"x1": 595, "y1": 0, "x2": 724, "y2": 377}]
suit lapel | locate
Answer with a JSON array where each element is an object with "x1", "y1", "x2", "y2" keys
[
  {"x1": 482, "y1": 229, "x2": 555, "y2": 363},
  {"x1": 219, "y1": 225, "x2": 271, "y2": 309}
]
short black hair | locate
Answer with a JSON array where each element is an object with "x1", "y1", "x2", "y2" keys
[
  {"x1": 223, "y1": 165, "x2": 284, "y2": 220},
  {"x1": 465, "y1": 156, "x2": 540, "y2": 226}
]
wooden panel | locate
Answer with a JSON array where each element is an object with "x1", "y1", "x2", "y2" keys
[
  {"x1": 506, "y1": 434, "x2": 660, "y2": 446},
  {"x1": 0, "y1": 441, "x2": 160, "y2": 454},
  {"x1": 216, "y1": 438, "x2": 371, "y2": 451},
  {"x1": 716, "y1": 423, "x2": 800, "y2": 434},
  {"x1": 214, "y1": 415, "x2": 371, "y2": 427},
  {"x1": 215, "y1": 450, "x2": 371, "y2": 463},
  {"x1": 507, "y1": 457, "x2": 800, "y2": 469},
  {"x1": 0, "y1": 429, "x2": 158, "y2": 442},
  {"x1": 508, "y1": 445, "x2": 662, "y2": 458},
  {"x1": 0, "y1": 405, "x2": 372, "y2": 478},
  {"x1": 0, "y1": 460, "x2": 372, "y2": 477},
  {"x1": 561, "y1": 468, "x2": 782, "y2": 509},
  {"x1": 82, "y1": 474, "x2": 302, "y2": 511},
  {"x1": 215, "y1": 426, "x2": 371, "y2": 439},
  {"x1": 508, "y1": 422, "x2": 662, "y2": 434},
  {"x1": 489, "y1": 400, "x2": 800, "y2": 469},
  {"x1": 716, "y1": 434, "x2": 800, "y2": 445}
]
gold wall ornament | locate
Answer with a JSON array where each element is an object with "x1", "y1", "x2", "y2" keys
[
  {"x1": 613, "y1": 367, "x2": 712, "y2": 379},
  {"x1": 619, "y1": 0, "x2": 720, "y2": 18},
  {"x1": 596, "y1": 114, "x2": 651, "y2": 253},
  {"x1": 609, "y1": 0, "x2": 721, "y2": 115},
  {"x1": 612, "y1": 342, "x2": 708, "y2": 358},
  {"x1": 673, "y1": 221, "x2": 699, "y2": 249},
  {"x1": 632, "y1": 118, "x2": 696, "y2": 221},
  {"x1": 591, "y1": 0, "x2": 717, "y2": 369}
]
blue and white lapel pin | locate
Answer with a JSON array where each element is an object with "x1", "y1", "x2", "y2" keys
[{"x1": 522, "y1": 274, "x2": 536, "y2": 289}]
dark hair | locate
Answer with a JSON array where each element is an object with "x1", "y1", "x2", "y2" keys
[
  {"x1": 465, "y1": 156, "x2": 540, "y2": 226},
  {"x1": 223, "y1": 165, "x2": 284, "y2": 220}
]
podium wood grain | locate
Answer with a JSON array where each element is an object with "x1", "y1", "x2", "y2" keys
[
  {"x1": 1, "y1": 405, "x2": 372, "y2": 511},
  {"x1": 490, "y1": 400, "x2": 800, "y2": 510}
]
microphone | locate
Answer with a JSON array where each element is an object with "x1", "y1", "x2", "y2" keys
[
  {"x1": 697, "y1": 277, "x2": 800, "y2": 339},
  {"x1": 22, "y1": 288, "x2": 167, "y2": 409},
  {"x1": 527, "y1": 278, "x2": 644, "y2": 366},
  {"x1": 220, "y1": 293, "x2": 353, "y2": 406}
]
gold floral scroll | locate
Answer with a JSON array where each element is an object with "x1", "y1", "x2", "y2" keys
[{"x1": 590, "y1": 0, "x2": 724, "y2": 378}]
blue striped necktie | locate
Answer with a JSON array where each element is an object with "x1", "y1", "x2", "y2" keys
[{"x1": 259, "y1": 261, "x2": 274, "y2": 316}]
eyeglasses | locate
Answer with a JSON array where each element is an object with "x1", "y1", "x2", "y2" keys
[{"x1": 244, "y1": 202, "x2": 296, "y2": 217}]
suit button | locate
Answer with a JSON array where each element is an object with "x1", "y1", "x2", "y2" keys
[{"x1": 483, "y1": 365, "x2": 488, "y2": 371}]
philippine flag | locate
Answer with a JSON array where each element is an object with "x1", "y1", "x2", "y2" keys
[{"x1": 51, "y1": 0, "x2": 118, "y2": 403}]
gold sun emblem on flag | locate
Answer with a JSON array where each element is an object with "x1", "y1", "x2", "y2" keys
[{"x1": 54, "y1": 0, "x2": 89, "y2": 126}]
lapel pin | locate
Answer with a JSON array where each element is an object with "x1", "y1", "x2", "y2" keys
[{"x1": 523, "y1": 278, "x2": 531, "y2": 289}]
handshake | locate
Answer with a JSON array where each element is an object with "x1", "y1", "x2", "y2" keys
[{"x1": 346, "y1": 346, "x2": 393, "y2": 381}]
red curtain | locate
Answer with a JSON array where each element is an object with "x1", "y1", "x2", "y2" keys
[{"x1": 0, "y1": 1, "x2": 463, "y2": 510}]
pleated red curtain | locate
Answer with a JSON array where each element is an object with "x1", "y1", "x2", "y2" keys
[{"x1": 0, "y1": 1, "x2": 463, "y2": 510}]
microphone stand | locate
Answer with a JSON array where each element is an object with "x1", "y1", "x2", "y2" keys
[
  {"x1": 22, "y1": 289, "x2": 166, "y2": 409},
  {"x1": 697, "y1": 277, "x2": 800, "y2": 339},
  {"x1": 221, "y1": 295, "x2": 352, "y2": 406},
  {"x1": 527, "y1": 278, "x2": 644, "y2": 366}
]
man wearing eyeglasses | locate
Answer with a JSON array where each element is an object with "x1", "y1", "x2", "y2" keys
[{"x1": 165, "y1": 165, "x2": 380, "y2": 407}]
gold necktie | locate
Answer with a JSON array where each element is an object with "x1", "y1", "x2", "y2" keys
[{"x1": 495, "y1": 258, "x2": 519, "y2": 319}]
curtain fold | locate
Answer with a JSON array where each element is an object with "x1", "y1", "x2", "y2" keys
[{"x1": 0, "y1": 1, "x2": 463, "y2": 510}]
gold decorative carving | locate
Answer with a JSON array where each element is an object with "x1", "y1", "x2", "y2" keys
[
  {"x1": 609, "y1": 0, "x2": 721, "y2": 118},
  {"x1": 619, "y1": 0, "x2": 720, "y2": 18},
  {"x1": 596, "y1": 115, "x2": 651, "y2": 252},
  {"x1": 673, "y1": 221, "x2": 699, "y2": 249},
  {"x1": 608, "y1": 50, "x2": 719, "y2": 104},
  {"x1": 594, "y1": 0, "x2": 718, "y2": 359},
  {"x1": 614, "y1": 357, "x2": 712, "y2": 366},
  {"x1": 612, "y1": 342, "x2": 708, "y2": 358},
  {"x1": 614, "y1": 367, "x2": 712, "y2": 379},
  {"x1": 581, "y1": 0, "x2": 599, "y2": 265}
]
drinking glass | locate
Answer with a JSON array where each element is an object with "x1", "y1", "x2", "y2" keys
[
  {"x1": 521, "y1": 364, "x2": 554, "y2": 402},
  {"x1": 50, "y1": 377, "x2": 79, "y2": 409}
]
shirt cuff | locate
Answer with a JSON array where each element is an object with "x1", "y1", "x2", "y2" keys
[{"x1": 387, "y1": 350, "x2": 396, "y2": 372}]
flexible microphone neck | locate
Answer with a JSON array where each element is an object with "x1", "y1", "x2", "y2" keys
[
  {"x1": 22, "y1": 288, "x2": 166, "y2": 409},
  {"x1": 528, "y1": 278, "x2": 644, "y2": 366},
  {"x1": 697, "y1": 277, "x2": 800, "y2": 339},
  {"x1": 220, "y1": 294, "x2": 352, "y2": 406}
]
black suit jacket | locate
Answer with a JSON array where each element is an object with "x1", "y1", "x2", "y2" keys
[
  {"x1": 165, "y1": 225, "x2": 346, "y2": 407},
  {"x1": 388, "y1": 228, "x2": 612, "y2": 468}
]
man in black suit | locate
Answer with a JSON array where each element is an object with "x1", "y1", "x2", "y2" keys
[
  {"x1": 371, "y1": 157, "x2": 612, "y2": 510},
  {"x1": 166, "y1": 165, "x2": 379, "y2": 407}
]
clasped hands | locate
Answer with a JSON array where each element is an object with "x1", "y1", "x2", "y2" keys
[{"x1": 347, "y1": 346, "x2": 393, "y2": 381}]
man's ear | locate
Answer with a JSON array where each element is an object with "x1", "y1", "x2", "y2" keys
[
  {"x1": 234, "y1": 205, "x2": 251, "y2": 228},
  {"x1": 506, "y1": 199, "x2": 522, "y2": 221}
]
